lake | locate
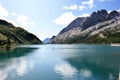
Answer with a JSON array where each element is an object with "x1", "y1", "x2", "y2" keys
[{"x1": 0, "y1": 44, "x2": 120, "y2": 80}]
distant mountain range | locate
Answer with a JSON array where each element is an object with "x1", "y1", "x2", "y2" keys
[
  {"x1": 0, "y1": 19, "x2": 42, "y2": 47},
  {"x1": 43, "y1": 38, "x2": 51, "y2": 43},
  {"x1": 50, "y1": 9, "x2": 120, "y2": 44}
]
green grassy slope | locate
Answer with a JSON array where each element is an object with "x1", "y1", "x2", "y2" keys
[{"x1": 0, "y1": 20, "x2": 42, "y2": 46}]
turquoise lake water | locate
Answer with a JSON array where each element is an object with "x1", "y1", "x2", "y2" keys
[{"x1": 0, "y1": 44, "x2": 120, "y2": 80}]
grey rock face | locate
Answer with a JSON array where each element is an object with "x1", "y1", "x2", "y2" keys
[
  {"x1": 108, "y1": 10, "x2": 119, "y2": 20},
  {"x1": 59, "y1": 17, "x2": 86, "y2": 34},
  {"x1": 50, "y1": 10, "x2": 120, "y2": 43},
  {"x1": 81, "y1": 9, "x2": 108, "y2": 31}
]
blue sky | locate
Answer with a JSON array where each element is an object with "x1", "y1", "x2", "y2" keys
[{"x1": 0, "y1": 0, "x2": 119, "y2": 40}]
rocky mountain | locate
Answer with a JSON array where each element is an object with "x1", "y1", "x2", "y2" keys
[
  {"x1": 50, "y1": 9, "x2": 120, "y2": 44},
  {"x1": 0, "y1": 19, "x2": 42, "y2": 46},
  {"x1": 43, "y1": 38, "x2": 51, "y2": 43},
  {"x1": 59, "y1": 17, "x2": 87, "y2": 34}
]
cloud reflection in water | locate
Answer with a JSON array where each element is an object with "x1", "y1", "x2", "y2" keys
[
  {"x1": 54, "y1": 63, "x2": 77, "y2": 77},
  {"x1": 0, "y1": 71, "x2": 7, "y2": 80},
  {"x1": 0, "y1": 57, "x2": 34, "y2": 80},
  {"x1": 80, "y1": 69, "x2": 92, "y2": 77}
]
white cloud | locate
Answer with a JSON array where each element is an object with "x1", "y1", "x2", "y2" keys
[
  {"x1": 17, "y1": 14, "x2": 29, "y2": 27},
  {"x1": 11, "y1": 12, "x2": 17, "y2": 16},
  {"x1": 29, "y1": 21, "x2": 35, "y2": 26},
  {"x1": 82, "y1": 0, "x2": 94, "y2": 8},
  {"x1": 79, "y1": 5, "x2": 87, "y2": 10},
  {"x1": 54, "y1": 12, "x2": 90, "y2": 25},
  {"x1": 0, "y1": 4, "x2": 9, "y2": 20},
  {"x1": 15, "y1": 14, "x2": 35, "y2": 28},
  {"x1": 8, "y1": 19, "x2": 19, "y2": 26},
  {"x1": 0, "y1": 4, "x2": 35, "y2": 29},
  {"x1": 14, "y1": 14, "x2": 35, "y2": 28},
  {"x1": 99, "y1": 0, "x2": 114, "y2": 2},
  {"x1": 63, "y1": 4, "x2": 78, "y2": 10},
  {"x1": 79, "y1": 13, "x2": 90, "y2": 17},
  {"x1": 108, "y1": 10, "x2": 112, "y2": 13},
  {"x1": 54, "y1": 12, "x2": 77, "y2": 25},
  {"x1": 62, "y1": 0, "x2": 94, "y2": 11}
]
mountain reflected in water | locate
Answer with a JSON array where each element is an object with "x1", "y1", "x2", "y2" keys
[{"x1": 0, "y1": 47, "x2": 38, "y2": 59}]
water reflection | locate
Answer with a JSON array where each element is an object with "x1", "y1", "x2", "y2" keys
[
  {"x1": 0, "y1": 47, "x2": 38, "y2": 58},
  {"x1": 109, "y1": 73, "x2": 114, "y2": 80},
  {"x1": 119, "y1": 71, "x2": 120, "y2": 80},
  {"x1": 54, "y1": 63, "x2": 93, "y2": 80},
  {"x1": 64, "y1": 55, "x2": 120, "y2": 80},
  {"x1": 0, "y1": 71, "x2": 7, "y2": 80},
  {"x1": 0, "y1": 47, "x2": 37, "y2": 80},
  {"x1": 55, "y1": 63, "x2": 77, "y2": 77},
  {"x1": 80, "y1": 69, "x2": 92, "y2": 77},
  {"x1": 0, "y1": 44, "x2": 120, "y2": 80},
  {"x1": 15, "y1": 57, "x2": 34, "y2": 76}
]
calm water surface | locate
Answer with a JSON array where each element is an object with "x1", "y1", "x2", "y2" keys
[{"x1": 0, "y1": 44, "x2": 120, "y2": 80}]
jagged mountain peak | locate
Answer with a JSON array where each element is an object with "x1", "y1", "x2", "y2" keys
[
  {"x1": 91, "y1": 9, "x2": 108, "y2": 17},
  {"x1": 59, "y1": 17, "x2": 87, "y2": 34},
  {"x1": 108, "y1": 10, "x2": 119, "y2": 19},
  {"x1": 50, "y1": 9, "x2": 120, "y2": 44},
  {"x1": 81, "y1": 9, "x2": 110, "y2": 31}
]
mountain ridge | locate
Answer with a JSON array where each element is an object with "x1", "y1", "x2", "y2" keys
[
  {"x1": 0, "y1": 19, "x2": 42, "y2": 48},
  {"x1": 43, "y1": 38, "x2": 51, "y2": 43},
  {"x1": 50, "y1": 9, "x2": 120, "y2": 44}
]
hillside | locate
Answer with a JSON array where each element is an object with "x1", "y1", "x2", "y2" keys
[
  {"x1": 0, "y1": 19, "x2": 42, "y2": 47},
  {"x1": 50, "y1": 9, "x2": 120, "y2": 44}
]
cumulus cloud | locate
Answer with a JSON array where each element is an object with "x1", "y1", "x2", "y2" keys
[
  {"x1": 54, "y1": 12, "x2": 90, "y2": 25},
  {"x1": 63, "y1": 4, "x2": 78, "y2": 10},
  {"x1": 17, "y1": 14, "x2": 35, "y2": 28},
  {"x1": 0, "y1": 4, "x2": 35, "y2": 29},
  {"x1": 17, "y1": 15, "x2": 29, "y2": 27},
  {"x1": 79, "y1": 5, "x2": 87, "y2": 10},
  {"x1": 9, "y1": 19, "x2": 19, "y2": 26},
  {"x1": 99, "y1": 0, "x2": 114, "y2": 2},
  {"x1": 82, "y1": 0, "x2": 94, "y2": 8},
  {"x1": 79, "y1": 13, "x2": 90, "y2": 17},
  {"x1": 0, "y1": 4, "x2": 9, "y2": 20},
  {"x1": 11, "y1": 12, "x2": 17, "y2": 17},
  {"x1": 63, "y1": 0, "x2": 94, "y2": 11},
  {"x1": 54, "y1": 12, "x2": 77, "y2": 25}
]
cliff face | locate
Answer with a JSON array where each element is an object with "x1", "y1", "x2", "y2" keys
[
  {"x1": 0, "y1": 19, "x2": 42, "y2": 46},
  {"x1": 50, "y1": 9, "x2": 120, "y2": 44},
  {"x1": 59, "y1": 17, "x2": 87, "y2": 34}
]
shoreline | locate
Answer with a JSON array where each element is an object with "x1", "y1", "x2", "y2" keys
[{"x1": 111, "y1": 43, "x2": 120, "y2": 46}]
